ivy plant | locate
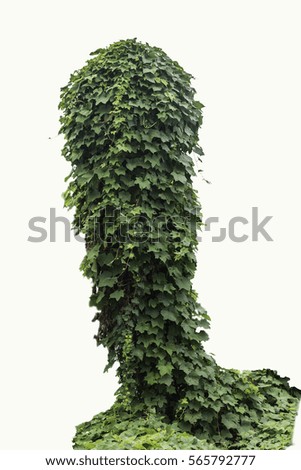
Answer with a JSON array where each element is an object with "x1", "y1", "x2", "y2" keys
[{"x1": 59, "y1": 38, "x2": 300, "y2": 449}]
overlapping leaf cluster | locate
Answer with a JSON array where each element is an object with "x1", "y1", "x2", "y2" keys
[
  {"x1": 73, "y1": 407, "x2": 215, "y2": 450},
  {"x1": 59, "y1": 39, "x2": 300, "y2": 449},
  {"x1": 73, "y1": 370, "x2": 299, "y2": 450}
]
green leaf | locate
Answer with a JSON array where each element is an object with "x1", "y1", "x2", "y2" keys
[
  {"x1": 109, "y1": 290, "x2": 125, "y2": 301},
  {"x1": 193, "y1": 145, "x2": 204, "y2": 157},
  {"x1": 185, "y1": 375, "x2": 199, "y2": 386},
  {"x1": 126, "y1": 161, "x2": 139, "y2": 171},
  {"x1": 171, "y1": 172, "x2": 186, "y2": 184},
  {"x1": 87, "y1": 244, "x2": 99, "y2": 261},
  {"x1": 157, "y1": 363, "x2": 173, "y2": 376},
  {"x1": 175, "y1": 278, "x2": 191, "y2": 290},
  {"x1": 133, "y1": 347, "x2": 144, "y2": 361},
  {"x1": 95, "y1": 94, "x2": 111, "y2": 105},
  {"x1": 77, "y1": 172, "x2": 93, "y2": 185},
  {"x1": 94, "y1": 167, "x2": 110, "y2": 179},
  {"x1": 221, "y1": 413, "x2": 240, "y2": 430},
  {"x1": 144, "y1": 142, "x2": 157, "y2": 154},
  {"x1": 135, "y1": 177, "x2": 151, "y2": 190},
  {"x1": 158, "y1": 375, "x2": 173, "y2": 387},
  {"x1": 96, "y1": 290, "x2": 105, "y2": 303},
  {"x1": 161, "y1": 309, "x2": 177, "y2": 322},
  {"x1": 98, "y1": 272, "x2": 117, "y2": 288}
]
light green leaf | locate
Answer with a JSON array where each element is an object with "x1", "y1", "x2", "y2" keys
[
  {"x1": 171, "y1": 172, "x2": 186, "y2": 184},
  {"x1": 135, "y1": 177, "x2": 151, "y2": 190},
  {"x1": 87, "y1": 244, "x2": 100, "y2": 261},
  {"x1": 109, "y1": 290, "x2": 125, "y2": 301},
  {"x1": 157, "y1": 363, "x2": 174, "y2": 376}
]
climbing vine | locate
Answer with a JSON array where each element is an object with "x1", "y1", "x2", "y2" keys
[{"x1": 59, "y1": 38, "x2": 300, "y2": 449}]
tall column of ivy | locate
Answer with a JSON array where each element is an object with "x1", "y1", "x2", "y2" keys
[{"x1": 59, "y1": 39, "x2": 300, "y2": 450}]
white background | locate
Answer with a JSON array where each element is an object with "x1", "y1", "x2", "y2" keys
[{"x1": 0, "y1": 0, "x2": 301, "y2": 450}]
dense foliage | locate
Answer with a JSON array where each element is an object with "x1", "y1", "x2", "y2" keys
[
  {"x1": 74, "y1": 407, "x2": 215, "y2": 450},
  {"x1": 59, "y1": 38, "x2": 300, "y2": 449},
  {"x1": 73, "y1": 369, "x2": 299, "y2": 450}
]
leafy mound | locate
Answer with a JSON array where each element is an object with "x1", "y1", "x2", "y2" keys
[
  {"x1": 74, "y1": 409, "x2": 214, "y2": 450},
  {"x1": 74, "y1": 369, "x2": 300, "y2": 450}
]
